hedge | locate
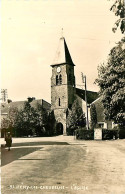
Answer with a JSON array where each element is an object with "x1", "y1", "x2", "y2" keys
[
  {"x1": 75, "y1": 128, "x2": 124, "y2": 140},
  {"x1": 119, "y1": 127, "x2": 125, "y2": 139},
  {"x1": 102, "y1": 129, "x2": 119, "y2": 140},
  {"x1": 76, "y1": 128, "x2": 94, "y2": 140}
]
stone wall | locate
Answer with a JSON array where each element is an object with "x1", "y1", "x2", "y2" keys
[{"x1": 51, "y1": 85, "x2": 68, "y2": 109}]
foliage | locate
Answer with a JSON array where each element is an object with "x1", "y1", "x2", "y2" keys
[
  {"x1": 119, "y1": 127, "x2": 125, "y2": 138},
  {"x1": 95, "y1": 38, "x2": 125, "y2": 126},
  {"x1": 1, "y1": 107, "x2": 18, "y2": 136},
  {"x1": 33, "y1": 103, "x2": 49, "y2": 136},
  {"x1": 14, "y1": 102, "x2": 49, "y2": 137},
  {"x1": 66, "y1": 98, "x2": 86, "y2": 134},
  {"x1": 76, "y1": 127, "x2": 94, "y2": 140},
  {"x1": 66, "y1": 127, "x2": 75, "y2": 136},
  {"x1": 90, "y1": 104, "x2": 97, "y2": 129},
  {"x1": 102, "y1": 129, "x2": 118, "y2": 139},
  {"x1": 110, "y1": 0, "x2": 125, "y2": 33},
  {"x1": 14, "y1": 102, "x2": 34, "y2": 136},
  {"x1": 113, "y1": 125, "x2": 125, "y2": 138},
  {"x1": 8, "y1": 107, "x2": 19, "y2": 127},
  {"x1": 1, "y1": 100, "x2": 55, "y2": 137},
  {"x1": 46, "y1": 110, "x2": 56, "y2": 136},
  {"x1": 1, "y1": 107, "x2": 18, "y2": 129},
  {"x1": 1, "y1": 117, "x2": 10, "y2": 129}
]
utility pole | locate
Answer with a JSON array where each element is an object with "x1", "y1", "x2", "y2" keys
[
  {"x1": 1, "y1": 89, "x2": 8, "y2": 103},
  {"x1": 81, "y1": 73, "x2": 89, "y2": 130}
]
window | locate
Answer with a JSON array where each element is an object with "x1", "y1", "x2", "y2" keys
[
  {"x1": 59, "y1": 98, "x2": 61, "y2": 106},
  {"x1": 56, "y1": 75, "x2": 59, "y2": 85},
  {"x1": 98, "y1": 122, "x2": 106, "y2": 128},
  {"x1": 56, "y1": 74, "x2": 62, "y2": 85},
  {"x1": 59, "y1": 74, "x2": 62, "y2": 84}
]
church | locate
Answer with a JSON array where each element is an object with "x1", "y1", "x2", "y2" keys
[
  {"x1": 50, "y1": 36, "x2": 98, "y2": 135},
  {"x1": 1, "y1": 35, "x2": 100, "y2": 137}
]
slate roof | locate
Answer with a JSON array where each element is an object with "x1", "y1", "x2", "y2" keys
[
  {"x1": 75, "y1": 88, "x2": 98, "y2": 104},
  {"x1": 1, "y1": 99, "x2": 51, "y2": 115},
  {"x1": 52, "y1": 37, "x2": 75, "y2": 66},
  {"x1": 1, "y1": 101, "x2": 26, "y2": 114}
]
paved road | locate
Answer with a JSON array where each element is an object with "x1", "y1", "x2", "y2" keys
[
  {"x1": 1, "y1": 137, "x2": 125, "y2": 194},
  {"x1": 1, "y1": 141, "x2": 69, "y2": 166}
]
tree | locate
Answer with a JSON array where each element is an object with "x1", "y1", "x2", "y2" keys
[
  {"x1": 14, "y1": 101, "x2": 51, "y2": 137},
  {"x1": 66, "y1": 98, "x2": 86, "y2": 134},
  {"x1": 47, "y1": 110, "x2": 56, "y2": 136},
  {"x1": 1, "y1": 118, "x2": 10, "y2": 129},
  {"x1": 90, "y1": 104, "x2": 97, "y2": 129},
  {"x1": 8, "y1": 107, "x2": 18, "y2": 128},
  {"x1": 14, "y1": 102, "x2": 33, "y2": 136},
  {"x1": 95, "y1": 37, "x2": 125, "y2": 126},
  {"x1": 110, "y1": 0, "x2": 125, "y2": 33},
  {"x1": 1, "y1": 107, "x2": 18, "y2": 136},
  {"x1": 1, "y1": 107, "x2": 18, "y2": 129},
  {"x1": 33, "y1": 103, "x2": 49, "y2": 136}
]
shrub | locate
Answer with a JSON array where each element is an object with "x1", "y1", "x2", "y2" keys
[
  {"x1": 67, "y1": 127, "x2": 74, "y2": 136},
  {"x1": 76, "y1": 127, "x2": 94, "y2": 140},
  {"x1": 90, "y1": 104, "x2": 97, "y2": 129},
  {"x1": 102, "y1": 129, "x2": 113, "y2": 140},
  {"x1": 119, "y1": 126, "x2": 125, "y2": 139},
  {"x1": 102, "y1": 129, "x2": 119, "y2": 140},
  {"x1": 112, "y1": 125, "x2": 125, "y2": 139}
]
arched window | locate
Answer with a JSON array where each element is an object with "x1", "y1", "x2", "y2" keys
[
  {"x1": 59, "y1": 98, "x2": 61, "y2": 106},
  {"x1": 59, "y1": 74, "x2": 62, "y2": 84},
  {"x1": 56, "y1": 75, "x2": 59, "y2": 85}
]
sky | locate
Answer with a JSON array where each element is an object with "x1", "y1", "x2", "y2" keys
[{"x1": 1, "y1": 0, "x2": 123, "y2": 103}]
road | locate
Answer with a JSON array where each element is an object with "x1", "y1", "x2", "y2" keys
[{"x1": 1, "y1": 136, "x2": 125, "y2": 194}]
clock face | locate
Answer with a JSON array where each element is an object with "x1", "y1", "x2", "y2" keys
[{"x1": 57, "y1": 67, "x2": 61, "y2": 73}]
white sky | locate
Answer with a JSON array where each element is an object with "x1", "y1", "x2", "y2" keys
[{"x1": 1, "y1": 0, "x2": 123, "y2": 103}]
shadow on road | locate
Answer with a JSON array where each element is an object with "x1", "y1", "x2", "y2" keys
[
  {"x1": 1, "y1": 141, "x2": 69, "y2": 167},
  {"x1": 1, "y1": 146, "x2": 42, "y2": 167},
  {"x1": 2, "y1": 141, "x2": 69, "y2": 147},
  {"x1": 18, "y1": 158, "x2": 46, "y2": 160}
]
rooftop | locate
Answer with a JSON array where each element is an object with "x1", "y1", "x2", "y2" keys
[
  {"x1": 76, "y1": 88, "x2": 98, "y2": 104},
  {"x1": 52, "y1": 37, "x2": 75, "y2": 66}
]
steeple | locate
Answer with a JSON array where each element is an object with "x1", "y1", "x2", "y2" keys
[
  {"x1": 51, "y1": 35, "x2": 76, "y2": 135},
  {"x1": 52, "y1": 36, "x2": 75, "y2": 66}
]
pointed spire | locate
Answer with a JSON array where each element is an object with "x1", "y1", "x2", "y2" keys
[{"x1": 52, "y1": 35, "x2": 75, "y2": 66}]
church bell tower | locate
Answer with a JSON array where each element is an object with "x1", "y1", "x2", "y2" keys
[{"x1": 51, "y1": 36, "x2": 76, "y2": 135}]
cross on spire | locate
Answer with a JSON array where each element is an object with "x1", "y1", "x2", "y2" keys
[{"x1": 61, "y1": 28, "x2": 64, "y2": 38}]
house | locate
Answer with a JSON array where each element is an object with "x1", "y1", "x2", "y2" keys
[
  {"x1": 91, "y1": 97, "x2": 117, "y2": 129},
  {"x1": 1, "y1": 98, "x2": 51, "y2": 120},
  {"x1": 1, "y1": 98, "x2": 51, "y2": 135}
]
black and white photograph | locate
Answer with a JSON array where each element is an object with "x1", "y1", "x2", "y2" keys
[{"x1": 0, "y1": 0, "x2": 125, "y2": 193}]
